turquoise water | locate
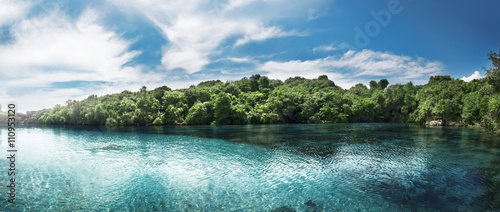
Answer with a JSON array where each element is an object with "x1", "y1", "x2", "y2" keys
[{"x1": 1, "y1": 123, "x2": 499, "y2": 211}]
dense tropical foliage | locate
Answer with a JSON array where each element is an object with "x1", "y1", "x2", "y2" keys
[{"x1": 22, "y1": 50, "x2": 500, "y2": 133}]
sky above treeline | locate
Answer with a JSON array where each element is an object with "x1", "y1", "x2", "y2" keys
[{"x1": 1, "y1": 0, "x2": 499, "y2": 112}]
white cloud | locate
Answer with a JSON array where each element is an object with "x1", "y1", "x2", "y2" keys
[
  {"x1": 227, "y1": 57, "x2": 253, "y2": 63},
  {"x1": 223, "y1": 0, "x2": 258, "y2": 12},
  {"x1": 308, "y1": 8, "x2": 329, "y2": 20},
  {"x1": 107, "y1": 0, "x2": 314, "y2": 74},
  {"x1": 313, "y1": 43, "x2": 338, "y2": 53},
  {"x1": 234, "y1": 25, "x2": 306, "y2": 47},
  {"x1": 259, "y1": 49, "x2": 444, "y2": 89},
  {"x1": 0, "y1": 9, "x2": 141, "y2": 80},
  {"x1": 0, "y1": 0, "x2": 31, "y2": 26},
  {"x1": 325, "y1": 50, "x2": 443, "y2": 80},
  {"x1": 461, "y1": 71, "x2": 484, "y2": 82},
  {"x1": 0, "y1": 8, "x2": 170, "y2": 112}
]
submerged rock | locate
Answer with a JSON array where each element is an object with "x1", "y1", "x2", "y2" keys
[
  {"x1": 304, "y1": 200, "x2": 317, "y2": 208},
  {"x1": 100, "y1": 144, "x2": 125, "y2": 150},
  {"x1": 270, "y1": 206, "x2": 296, "y2": 212}
]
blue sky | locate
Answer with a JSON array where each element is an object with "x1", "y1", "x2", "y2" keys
[{"x1": 1, "y1": 0, "x2": 499, "y2": 112}]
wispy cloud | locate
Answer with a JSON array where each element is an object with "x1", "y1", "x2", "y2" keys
[
  {"x1": 226, "y1": 57, "x2": 254, "y2": 63},
  {"x1": 234, "y1": 26, "x2": 306, "y2": 47},
  {"x1": 461, "y1": 71, "x2": 484, "y2": 82},
  {"x1": 0, "y1": 0, "x2": 31, "y2": 26},
  {"x1": 222, "y1": 0, "x2": 258, "y2": 12},
  {"x1": 308, "y1": 8, "x2": 329, "y2": 20},
  {"x1": 329, "y1": 50, "x2": 443, "y2": 79},
  {"x1": 0, "y1": 9, "x2": 141, "y2": 81},
  {"x1": 107, "y1": 0, "x2": 314, "y2": 74},
  {"x1": 259, "y1": 49, "x2": 444, "y2": 88},
  {"x1": 313, "y1": 43, "x2": 338, "y2": 53},
  {"x1": 0, "y1": 8, "x2": 163, "y2": 111}
]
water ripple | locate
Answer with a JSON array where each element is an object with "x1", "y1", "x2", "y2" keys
[{"x1": 0, "y1": 124, "x2": 498, "y2": 211}]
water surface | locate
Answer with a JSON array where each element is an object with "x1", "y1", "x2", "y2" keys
[{"x1": 1, "y1": 123, "x2": 499, "y2": 211}]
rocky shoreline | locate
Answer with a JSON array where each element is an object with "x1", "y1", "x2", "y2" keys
[{"x1": 426, "y1": 120, "x2": 463, "y2": 127}]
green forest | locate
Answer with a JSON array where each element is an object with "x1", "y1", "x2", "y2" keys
[{"x1": 32, "y1": 50, "x2": 500, "y2": 133}]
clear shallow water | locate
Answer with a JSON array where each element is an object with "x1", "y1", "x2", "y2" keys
[{"x1": 1, "y1": 123, "x2": 499, "y2": 211}]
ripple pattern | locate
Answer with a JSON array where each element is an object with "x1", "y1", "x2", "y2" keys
[{"x1": 0, "y1": 124, "x2": 498, "y2": 211}]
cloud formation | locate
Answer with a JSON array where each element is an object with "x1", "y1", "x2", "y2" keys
[
  {"x1": 308, "y1": 8, "x2": 329, "y2": 20},
  {"x1": 313, "y1": 43, "x2": 338, "y2": 53},
  {"x1": 0, "y1": 9, "x2": 142, "y2": 82},
  {"x1": 329, "y1": 50, "x2": 443, "y2": 79},
  {"x1": 0, "y1": 0, "x2": 31, "y2": 26},
  {"x1": 259, "y1": 49, "x2": 444, "y2": 88},
  {"x1": 461, "y1": 71, "x2": 484, "y2": 82},
  {"x1": 0, "y1": 8, "x2": 157, "y2": 111},
  {"x1": 107, "y1": 0, "x2": 314, "y2": 74}
]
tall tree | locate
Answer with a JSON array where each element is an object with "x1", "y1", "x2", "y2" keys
[
  {"x1": 213, "y1": 92, "x2": 232, "y2": 125},
  {"x1": 378, "y1": 79, "x2": 389, "y2": 90},
  {"x1": 486, "y1": 49, "x2": 500, "y2": 92}
]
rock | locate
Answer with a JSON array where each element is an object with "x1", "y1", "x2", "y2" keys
[
  {"x1": 427, "y1": 120, "x2": 443, "y2": 126},
  {"x1": 270, "y1": 206, "x2": 296, "y2": 212},
  {"x1": 304, "y1": 200, "x2": 317, "y2": 208},
  {"x1": 100, "y1": 144, "x2": 125, "y2": 150}
]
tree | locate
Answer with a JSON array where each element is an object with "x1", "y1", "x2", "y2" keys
[
  {"x1": 284, "y1": 76, "x2": 306, "y2": 86},
  {"x1": 223, "y1": 83, "x2": 241, "y2": 97},
  {"x1": 462, "y1": 91, "x2": 484, "y2": 125},
  {"x1": 185, "y1": 101, "x2": 214, "y2": 125},
  {"x1": 400, "y1": 82, "x2": 418, "y2": 122},
  {"x1": 306, "y1": 92, "x2": 349, "y2": 123},
  {"x1": 231, "y1": 104, "x2": 249, "y2": 124},
  {"x1": 133, "y1": 94, "x2": 160, "y2": 125},
  {"x1": 249, "y1": 74, "x2": 261, "y2": 92},
  {"x1": 378, "y1": 79, "x2": 389, "y2": 90},
  {"x1": 152, "y1": 86, "x2": 171, "y2": 103},
  {"x1": 349, "y1": 83, "x2": 370, "y2": 97},
  {"x1": 212, "y1": 92, "x2": 232, "y2": 125},
  {"x1": 370, "y1": 79, "x2": 389, "y2": 90},
  {"x1": 140, "y1": 86, "x2": 147, "y2": 95},
  {"x1": 234, "y1": 77, "x2": 252, "y2": 92},
  {"x1": 318, "y1": 75, "x2": 329, "y2": 80},
  {"x1": 184, "y1": 88, "x2": 211, "y2": 107},
  {"x1": 429, "y1": 75, "x2": 452, "y2": 84},
  {"x1": 93, "y1": 104, "x2": 107, "y2": 125},
  {"x1": 258, "y1": 76, "x2": 270, "y2": 91},
  {"x1": 118, "y1": 98, "x2": 136, "y2": 125},
  {"x1": 384, "y1": 84, "x2": 405, "y2": 121},
  {"x1": 197, "y1": 80, "x2": 223, "y2": 87},
  {"x1": 411, "y1": 78, "x2": 464, "y2": 124},
  {"x1": 484, "y1": 94, "x2": 500, "y2": 133},
  {"x1": 369, "y1": 80, "x2": 378, "y2": 90},
  {"x1": 486, "y1": 49, "x2": 500, "y2": 92}
]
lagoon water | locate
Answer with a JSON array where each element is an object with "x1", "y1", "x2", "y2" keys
[{"x1": 1, "y1": 123, "x2": 499, "y2": 211}]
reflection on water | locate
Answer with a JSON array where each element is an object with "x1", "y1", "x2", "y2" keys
[{"x1": 0, "y1": 123, "x2": 499, "y2": 211}]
